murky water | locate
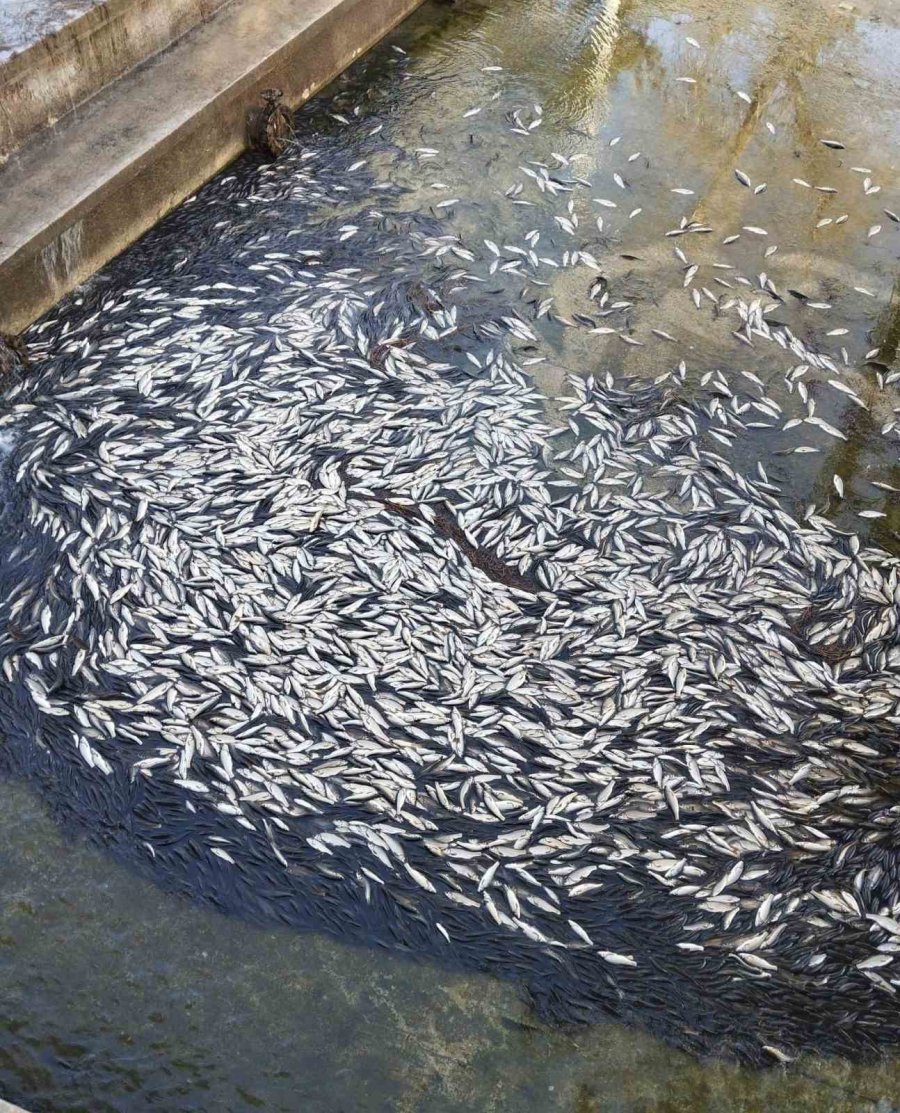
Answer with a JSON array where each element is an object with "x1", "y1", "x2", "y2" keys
[
  {"x1": 5, "y1": 777, "x2": 900, "y2": 1113},
  {"x1": 2, "y1": 0, "x2": 900, "y2": 1108},
  {"x1": 363, "y1": 0, "x2": 900, "y2": 544}
]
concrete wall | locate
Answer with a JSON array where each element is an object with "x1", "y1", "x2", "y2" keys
[
  {"x1": 0, "y1": 0, "x2": 233, "y2": 162},
  {"x1": 0, "y1": 1096, "x2": 30, "y2": 1113},
  {"x1": 0, "y1": 0, "x2": 425, "y2": 335}
]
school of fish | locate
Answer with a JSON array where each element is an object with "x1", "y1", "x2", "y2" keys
[{"x1": 1, "y1": 10, "x2": 899, "y2": 1066}]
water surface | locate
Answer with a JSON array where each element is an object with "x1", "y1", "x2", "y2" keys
[{"x1": 2, "y1": 0, "x2": 900, "y2": 1108}]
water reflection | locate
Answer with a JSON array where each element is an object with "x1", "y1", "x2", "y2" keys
[
  {"x1": 396, "y1": 0, "x2": 900, "y2": 539},
  {"x1": 811, "y1": 270, "x2": 900, "y2": 548}
]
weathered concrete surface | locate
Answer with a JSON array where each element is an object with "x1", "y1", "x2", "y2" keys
[
  {"x1": 0, "y1": 0, "x2": 234, "y2": 159},
  {"x1": 0, "y1": 0, "x2": 426, "y2": 335},
  {"x1": 1, "y1": 0, "x2": 100, "y2": 59}
]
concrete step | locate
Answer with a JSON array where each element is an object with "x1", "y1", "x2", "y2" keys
[
  {"x1": 0, "y1": 0, "x2": 425, "y2": 334},
  {"x1": 1, "y1": 0, "x2": 235, "y2": 161}
]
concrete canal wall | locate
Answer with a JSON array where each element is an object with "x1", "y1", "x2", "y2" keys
[
  {"x1": 0, "y1": 1097, "x2": 29, "y2": 1113},
  {"x1": 0, "y1": 0, "x2": 426, "y2": 335},
  {"x1": 0, "y1": 0, "x2": 235, "y2": 160}
]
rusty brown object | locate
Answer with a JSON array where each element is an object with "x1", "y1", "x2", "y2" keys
[
  {"x1": 788, "y1": 605, "x2": 854, "y2": 663},
  {"x1": 375, "y1": 494, "x2": 541, "y2": 595},
  {"x1": 369, "y1": 337, "x2": 413, "y2": 370},
  {"x1": 248, "y1": 88, "x2": 295, "y2": 159},
  {"x1": 0, "y1": 333, "x2": 28, "y2": 379}
]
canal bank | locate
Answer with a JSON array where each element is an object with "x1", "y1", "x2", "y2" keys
[{"x1": 0, "y1": 0, "x2": 425, "y2": 335}]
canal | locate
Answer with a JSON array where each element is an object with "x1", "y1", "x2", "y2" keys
[{"x1": 1, "y1": 0, "x2": 899, "y2": 1108}]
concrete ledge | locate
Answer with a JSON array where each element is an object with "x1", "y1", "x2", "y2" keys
[
  {"x1": 0, "y1": 0, "x2": 425, "y2": 335},
  {"x1": 0, "y1": 1097, "x2": 30, "y2": 1113},
  {"x1": 0, "y1": 0, "x2": 234, "y2": 160}
]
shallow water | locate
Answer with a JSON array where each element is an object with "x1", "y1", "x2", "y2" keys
[
  {"x1": 2, "y1": 0, "x2": 900, "y2": 1108},
  {"x1": 364, "y1": 0, "x2": 900, "y2": 544},
  {"x1": 6, "y1": 776, "x2": 900, "y2": 1113}
]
